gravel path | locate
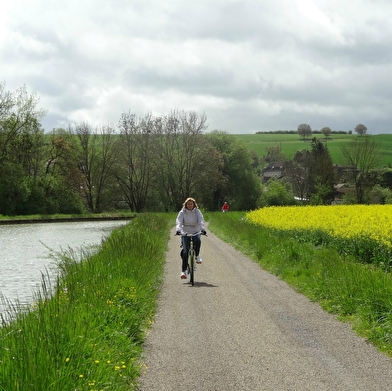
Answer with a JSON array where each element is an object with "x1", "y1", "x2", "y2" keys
[{"x1": 137, "y1": 227, "x2": 392, "y2": 390}]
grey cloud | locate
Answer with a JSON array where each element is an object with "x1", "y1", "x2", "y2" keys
[{"x1": 3, "y1": 0, "x2": 392, "y2": 134}]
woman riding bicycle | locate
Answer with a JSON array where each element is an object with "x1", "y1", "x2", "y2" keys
[{"x1": 176, "y1": 197, "x2": 206, "y2": 279}]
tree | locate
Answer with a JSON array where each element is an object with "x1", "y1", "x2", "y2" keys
[
  {"x1": 0, "y1": 82, "x2": 13, "y2": 120},
  {"x1": 18, "y1": 128, "x2": 83, "y2": 214},
  {"x1": 0, "y1": 84, "x2": 47, "y2": 166},
  {"x1": 284, "y1": 149, "x2": 311, "y2": 203},
  {"x1": 355, "y1": 124, "x2": 367, "y2": 136},
  {"x1": 0, "y1": 163, "x2": 30, "y2": 215},
  {"x1": 308, "y1": 138, "x2": 335, "y2": 204},
  {"x1": 258, "y1": 178, "x2": 296, "y2": 207},
  {"x1": 73, "y1": 122, "x2": 117, "y2": 212},
  {"x1": 250, "y1": 149, "x2": 263, "y2": 176},
  {"x1": 264, "y1": 145, "x2": 285, "y2": 163},
  {"x1": 284, "y1": 139, "x2": 334, "y2": 204},
  {"x1": 156, "y1": 111, "x2": 202, "y2": 210},
  {"x1": 207, "y1": 131, "x2": 262, "y2": 210},
  {"x1": 0, "y1": 83, "x2": 48, "y2": 215},
  {"x1": 370, "y1": 185, "x2": 392, "y2": 204},
  {"x1": 379, "y1": 168, "x2": 392, "y2": 189},
  {"x1": 115, "y1": 111, "x2": 159, "y2": 212},
  {"x1": 320, "y1": 126, "x2": 332, "y2": 139},
  {"x1": 156, "y1": 110, "x2": 222, "y2": 211},
  {"x1": 297, "y1": 123, "x2": 312, "y2": 141},
  {"x1": 341, "y1": 135, "x2": 381, "y2": 203}
]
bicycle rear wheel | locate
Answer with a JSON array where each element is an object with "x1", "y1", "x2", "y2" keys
[{"x1": 188, "y1": 250, "x2": 195, "y2": 286}]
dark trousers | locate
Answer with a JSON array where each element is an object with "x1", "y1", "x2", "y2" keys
[{"x1": 181, "y1": 234, "x2": 201, "y2": 272}]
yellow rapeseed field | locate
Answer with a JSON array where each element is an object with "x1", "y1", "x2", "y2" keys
[{"x1": 246, "y1": 205, "x2": 392, "y2": 249}]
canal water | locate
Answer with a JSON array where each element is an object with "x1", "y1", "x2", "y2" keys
[{"x1": 0, "y1": 220, "x2": 128, "y2": 317}]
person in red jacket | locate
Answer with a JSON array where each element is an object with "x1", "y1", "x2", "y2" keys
[{"x1": 221, "y1": 201, "x2": 229, "y2": 212}]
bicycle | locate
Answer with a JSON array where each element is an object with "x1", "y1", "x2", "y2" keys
[{"x1": 178, "y1": 231, "x2": 205, "y2": 286}]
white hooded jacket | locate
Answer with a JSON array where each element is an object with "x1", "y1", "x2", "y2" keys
[{"x1": 176, "y1": 207, "x2": 205, "y2": 235}]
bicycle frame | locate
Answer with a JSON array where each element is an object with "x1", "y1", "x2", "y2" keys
[{"x1": 182, "y1": 232, "x2": 201, "y2": 286}]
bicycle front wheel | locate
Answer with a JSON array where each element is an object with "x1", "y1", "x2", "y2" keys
[{"x1": 188, "y1": 250, "x2": 195, "y2": 286}]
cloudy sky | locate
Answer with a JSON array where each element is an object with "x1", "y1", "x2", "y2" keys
[{"x1": 1, "y1": 0, "x2": 392, "y2": 134}]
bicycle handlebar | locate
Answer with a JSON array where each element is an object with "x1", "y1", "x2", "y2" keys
[{"x1": 175, "y1": 231, "x2": 207, "y2": 236}]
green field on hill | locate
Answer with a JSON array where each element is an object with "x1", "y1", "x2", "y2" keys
[{"x1": 234, "y1": 133, "x2": 392, "y2": 167}]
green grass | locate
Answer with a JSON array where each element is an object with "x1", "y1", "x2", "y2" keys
[
  {"x1": 3, "y1": 211, "x2": 392, "y2": 389},
  {"x1": 0, "y1": 213, "x2": 174, "y2": 391},
  {"x1": 206, "y1": 211, "x2": 392, "y2": 357},
  {"x1": 234, "y1": 133, "x2": 392, "y2": 167}
]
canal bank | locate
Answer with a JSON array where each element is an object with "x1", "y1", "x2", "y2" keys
[
  {"x1": 0, "y1": 213, "x2": 171, "y2": 391},
  {"x1": 0, "y1": 214, "x2": 135, "y2": 225},
  {"x1": 0, "y1": 219, "x2": 132, "y2": 313}
]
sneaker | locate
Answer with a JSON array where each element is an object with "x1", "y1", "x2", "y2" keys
[
  {"x1": 180, "y1": 272, "x2": 187, "y2": 279},
  {"x1": 196, "y1": 255, "x2": 202, "y2": 264}
]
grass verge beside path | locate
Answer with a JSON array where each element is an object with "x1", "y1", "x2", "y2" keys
[
  {"x1": 0, "y1": 213, "x2": 173, "y2": 391},
  {"x1": 0, "y1": 211, "x2": 136, "y2": 224},
  {"x1": 206, "y1": 211, "x2": 392, "y2": 358}
]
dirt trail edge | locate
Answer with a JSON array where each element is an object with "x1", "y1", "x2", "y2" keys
[{"x1": 137, "y1": 227, "x2": 392, "y2": 391}]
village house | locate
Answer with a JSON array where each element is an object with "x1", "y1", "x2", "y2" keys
[
  {"x1": 262, "y1": 162, "x2": 358, "y2": 204},
  {"x1": 261, "y1": 162, "x2": 285, "y2": 182}
]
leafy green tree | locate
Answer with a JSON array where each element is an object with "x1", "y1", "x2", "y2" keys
[
  {"x1": 207, "y1": 131, "x2": 262, "y2": 210},
  {"x1": 0, "y1": 163, "x2": 30, "y2": 215},
  {"x1": 264, "y1": 145, "x2": 285, "y2": 163},
  {"x1": 369, "y1": 185, "x2": 392, "y2": 204},
  {"x1": 0, "y1": 84, "x2": 47, "y2": 167},
  {"x1": 250, "y1": 149, "x2": 263, "y2": 175},
  {"x1": 21, "y1": 175, "x2": 83, "y2": 214},
  {"x1": 379, "y1": 168, "x2": 392, "y2": 189},
  {"x1": 258, "y1": 178, "x2": 296, "y2": 207},
  {"x1": 0, "y1": 83, "x2": 48, "y2": 215},
  {"x1": 308, "y1": 138, "x2": 335, "y2": 204},
  {"x1": 309, "y1": 181, "x2": 333, "y2": 205},
  {"x1": 42, "y1": 128, "x2": 86, "y2": 214},
  {"x1": 0, "y1": 82, "x2": 13, "y2": 119}
]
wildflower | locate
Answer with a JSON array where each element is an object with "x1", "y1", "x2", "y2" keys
[{"x1": 65, "y1": 357, "x2": 70, "y2": 363}]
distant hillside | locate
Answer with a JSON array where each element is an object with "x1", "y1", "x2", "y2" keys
[{"x1": 234, "y1": 133, "x2": 392, "y2": 168}]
